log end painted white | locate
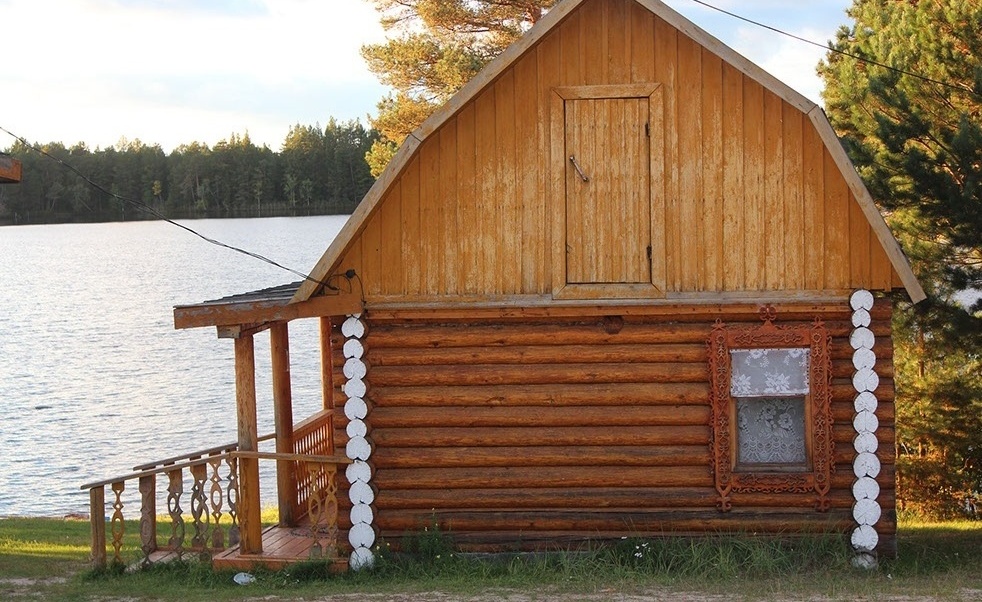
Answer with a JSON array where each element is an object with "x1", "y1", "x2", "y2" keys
[
  {"x1": 346, "y1": 418, "x2": 368, "y2": 439},
  {"x1": 852, "y1": 476, "x2": 880, "y2": 501},
  {"x1": 343, "y1": 397, "x2": 369, "y2": 421},
  {"x1": 850, "y1": 291, "x2": 883, "y2": 561},
  {"x1": 850, "y1": 289, "x2": 875, "y2": 312},
  {"x1": 342, "y1": 338, "x2": 365, "y2": 359},
  {"x1": 343, "y1": 357, "x2": 368, "y2": 380},
  {"x1": 854, "y1": 391, "x2": 878, "y2": 414},
  {"x1": 343, "y1": 378, "x2": 367, "y2": 399},
  {"x1": 849, "y1": 327, "x2": 875, "y2": 351},
  {"x1": 342, "y1": 314, "x2": 375, "y2": 570},
  {"x1": 851, "y1": 524, "x2": 880, "y2": 553},
  {"x1": 853, "y1": 452, "x2": 882, "y2": 479},
  {"x1": 346, "y1": 459, "x2": 372, "y2": 484},
  {"x1": 853, "y1": 431, "x2": 879, "y2": 455}
]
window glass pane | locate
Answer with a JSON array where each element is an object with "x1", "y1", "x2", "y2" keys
[
  {"x1": 736, "y1": 396, "x2": 807, "y2": 465},
  {"x1": 730, "y1": 348, "x2": 810, "y2": 397}
]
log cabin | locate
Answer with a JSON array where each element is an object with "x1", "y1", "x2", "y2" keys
[{"x1": 85, "y1": 0, "x2": 925, "y2": 571}]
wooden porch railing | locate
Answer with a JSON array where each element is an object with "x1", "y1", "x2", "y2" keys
[{"x1": 80, "y1": 412, "x2": 347, "y2": 569}]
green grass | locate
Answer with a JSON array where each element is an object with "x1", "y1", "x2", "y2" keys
[{"x1": 0, "y1": 517, "x2": 979, "y2": 601}]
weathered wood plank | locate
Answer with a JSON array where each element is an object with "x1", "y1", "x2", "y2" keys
[
  {"x1": 368, "y1": 362, "x2": 708, "y2": 387},
  {"x1": 743, "y1": 77, "x2": 765, "y2": 290},
  {"x1": 763, "y1": 90, "x2": 785, "y2": 290},
  {"x1": 371, "y1": 425, "x2": 709, "y2": 448},
  {"x1": 354, "y1": 405, "x2": 711, "y2": 429},
  {"x1": 368, "y1": 382, "x2": 711, "y2": 407},
  {"x1": 372, "y1": 464, "x2": 712, "y2": 489},
  {"x1": 677, "y1": 32, "x2": 703, "y2": 292},
  {"x1": 370, "y1": 445, "x2": 711, "y2": 469},
  {"x1": 366, "y1": 343, "x2": 707, "y2": 366},
  {"x1": 783, "y1": 104, "x2": 805, "y2": 290}
]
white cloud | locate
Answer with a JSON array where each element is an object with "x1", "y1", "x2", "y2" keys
[{"x1": 1, "y1": 0, "x2": 387, "y2": 151}]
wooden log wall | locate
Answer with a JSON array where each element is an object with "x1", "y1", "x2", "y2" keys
[
  {"x1": 335, "y1": 0, "x2": 903, "y2": 302},
  {"x1": 330, "y1": 301, "x2": 897, "y2": 555}
]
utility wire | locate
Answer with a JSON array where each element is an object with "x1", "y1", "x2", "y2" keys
[
  {"x1": 687, "y1": 0, "x2": 980, "y2": 99},
  {"x1": 0, "y1": 125, "x2": 331, "y2": 289}
]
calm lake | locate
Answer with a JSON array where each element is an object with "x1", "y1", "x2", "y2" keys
[{"x1": 0, "y1": 215, "x2": 348, "y2": 517}]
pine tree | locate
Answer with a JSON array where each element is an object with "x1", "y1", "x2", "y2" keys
[
  {"x1": 819, "y1": 0, "x2": 982, "y2": 517},
  {"x1": 361, "y1": 0, "x2": 558, "y2": 176}
]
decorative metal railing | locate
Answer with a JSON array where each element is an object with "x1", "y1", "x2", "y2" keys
[{"x1": 80, "y1": 412, "x2": 345, "y2": 569}]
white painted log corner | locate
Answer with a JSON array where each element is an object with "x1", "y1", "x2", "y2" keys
[
  {"x1": 849, "y1": 290, "x2": 881, "y2": 567},
  {"x1": 341, "y1": 314, "x2": 376, "y2": 570}
]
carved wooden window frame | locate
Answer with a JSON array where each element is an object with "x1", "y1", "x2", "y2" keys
[{"x1": 708, "y1": 310, "x2": 834, "y2": 512}]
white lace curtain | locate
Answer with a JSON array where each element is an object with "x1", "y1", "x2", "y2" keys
[
  {"x1": 730, "y1": 348, "x2": 810, "y2": 397},
  {"x1": 731, "y1": 348, "x2": 810, "y2": 465}
]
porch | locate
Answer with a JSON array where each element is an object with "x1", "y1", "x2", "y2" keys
[{"x1": 81, "y1": 281, "x2": 363, "y2": 571}]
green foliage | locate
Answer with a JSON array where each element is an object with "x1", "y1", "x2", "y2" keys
[
  {"x1": 819, "y1": 0, "x2": 982, "y2": 519},
  {"x1": 0, "y1": 120, "x2": 378, "y2": 224},
  {"x1": 2, "y1": 517, "x2": 981, "y2": 600},
  {"x1": 361, "y1": 0, "x2": 558, "y2": 174}
]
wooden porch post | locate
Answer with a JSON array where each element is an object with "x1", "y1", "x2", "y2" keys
[
  {"x1": 319, "y1": 316, "x2": 335, "y2": 413},
  {"x1": 234, "y1": 334, "x2": 263, "y2": 554},
  {"x1": 270, "y1": 321, "x2": 295, "y2": 526}
]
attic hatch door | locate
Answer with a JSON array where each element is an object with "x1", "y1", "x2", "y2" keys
[
  {"x1": 566, "y1": 97, "x2": 650, "y2": 285},
  {"x1": 552, "y1": 83, "x2": 664, "y2": 300}
]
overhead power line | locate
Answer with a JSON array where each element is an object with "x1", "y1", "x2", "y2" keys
[{"x1": 687, "y1": 0, "x2": 980, "y2": 99}]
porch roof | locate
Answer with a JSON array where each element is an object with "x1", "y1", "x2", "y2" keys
[{"x1": 173, "y1": 281, "x2": 362, "y2": 330}]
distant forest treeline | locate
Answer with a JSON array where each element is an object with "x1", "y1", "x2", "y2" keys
[{"x1": 0, "y1": 119, "x2": 378, "y2": 225}]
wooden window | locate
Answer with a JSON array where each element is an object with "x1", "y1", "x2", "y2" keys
[{"x1": 708, "y1": 309, "x2": 834, "y2": 511}]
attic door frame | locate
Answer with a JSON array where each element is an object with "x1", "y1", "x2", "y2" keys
[{"x1": 550, "y1": 83, "x2": 666, "y2": 300}]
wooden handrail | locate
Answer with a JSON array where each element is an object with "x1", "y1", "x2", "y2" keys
[
  {"x1": 131, "y1": 432, "x2": 275, "y2": 471},
  {"x1": 232, "y1": 451, "x2": 352, "y2": 464},
  {"x1": 81, "y1": 454, "x2": 232, "y2": 491}
]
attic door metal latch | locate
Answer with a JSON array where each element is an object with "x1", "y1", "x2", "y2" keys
[{"x1": 569, "y1": 155, "x2": 590, "y2": 182}]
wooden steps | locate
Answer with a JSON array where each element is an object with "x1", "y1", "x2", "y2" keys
[{"x1": 211, "y1": 525, "x2": 347, "y2": 572}]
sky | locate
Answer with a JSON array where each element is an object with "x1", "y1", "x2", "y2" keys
[{"x1": 1, "y1": 0, "x2": 854, "y2": 154}]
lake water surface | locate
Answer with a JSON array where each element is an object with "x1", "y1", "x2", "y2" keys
[{"x1": 0, "y1": 216, "x2": 348, "y2": 517}]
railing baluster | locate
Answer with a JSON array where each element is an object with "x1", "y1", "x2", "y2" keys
[
  {"x1": 208, "y1": 456, "x2": 225, "y2": 550},
  {"x1": 138, "y1": 475, "x2": 157, "y2": 566},
  {"x1": 226, "y1": 455, "x2": 240, "y2": 547},
  {"x1": 166, "y1": 468, "x2": 186, "y2": 559},
  {"x1": 110, "y1": 482, "x2": 126, "y2": 564},
  {"x1": 190, "y1": 463, "x2": 209, "y2": 554}
]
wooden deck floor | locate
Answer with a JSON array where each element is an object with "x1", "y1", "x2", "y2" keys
[{"x1": 211, "y1": 525, "x2": 348, "y2": 571}]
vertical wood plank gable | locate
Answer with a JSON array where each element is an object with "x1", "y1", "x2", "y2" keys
[
  {"x1": 440, "y1": 118, "x2": 459, "y2": 295},
  {"x1": 802, "y1": 120, "x2": 825, "y2": 291},
  {"x1": 419, "y1": 138, "x2": 442, "y2": 296},
  {"x1": 516, "y1": 50, "x2": 544, "y2": 293},
  {"x1": 474, "y1": 88, "x2": 498, "y2": 294},
  {"x1": 457, "y1": 103, "x2": 479, "y2": 294},
  {"x1": 496, "y1": 70, "x2": 520, "y2": 294},
  {"x1": 743, "y1": 77, "x2": 765, "y2": 290},
  {"x1": 763, "y1": 91, "x2": 785, "y2": 290},
  {"x1": 401, "y1": 156, "x2": 422, "y2": 296},
  {"x1": 824, "y1": 150, "x2": 851, "y2": 289},
  {"x1": 361, "y1": 208, "x2": 383, "y2": 297},
  {"x1": 849, "y1": 192, "x2": 873, "y2": 289},
  {"x1": 677, "y1": 33, "x2": 703, "y2": 291},
  {"x1": 380, "y1": 180, "x2": 404, "y2": 294},
  {"x1": 607, "y1": 0, "x2": 631, "y2": 83},
  {"x1": 721, "y1": 64, "x2": 745, "y2": 291},
  {"x1": 702, "y1": 49, "x2": 724, "y2": 293},
  {"x1": 582, "y1": 0, "x2": 606, "y2": 84},
  {"x1": 654, "y1": 17, "x2": 680, "y2": 292},
  {"x1": 783, "y1": 104, "x2": 805, "y2": 290}
]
